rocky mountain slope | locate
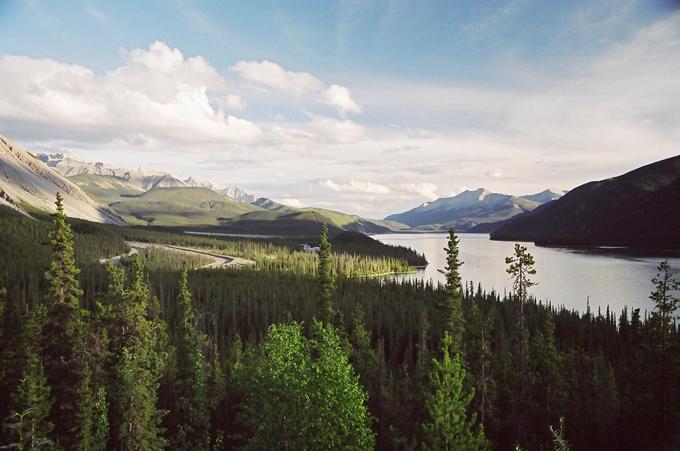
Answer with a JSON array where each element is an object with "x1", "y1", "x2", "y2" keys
[
  {"x1": 37, "y1": 152, "x2": 254, "y2": 202},
  {"x1": 491, "y1": 155, "x2": 680, "y2": 248},
  {"x1": 0, "y1": 136, "x2": 125, "y2": 224},
  {"x1": 386, "y1": 188, "x2": 559, "y2": 231}
]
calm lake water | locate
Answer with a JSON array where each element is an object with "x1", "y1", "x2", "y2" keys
[{"x1": 373, "y1": 233, "x2": 680, "y2": 314}]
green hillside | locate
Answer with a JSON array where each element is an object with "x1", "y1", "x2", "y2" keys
[
  {"x1": 109, "y1": 187, "x2": 261, "y2": 226},
  {"x1": 253, "y1": 198, "x2": 408, "y2": 233},
  {"x1": 70, "y1": 174, "x2": 144, "y2": 204}
]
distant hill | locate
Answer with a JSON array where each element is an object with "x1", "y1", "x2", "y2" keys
[
  {"x1": 491, "y1": 156, "x2": 680, "y2": 249},
  {"x1": 385, "y1": 188, "x2": 560, "y2": 231},
  {"x1": 109, "y1": 187, "x2": 260, "y2": 226},
  {"x1": 251, "y1": 197, "x2": 298, "y2": 213},
  {"x1": 520, "y1": 189, "x2": 567, "y2": 204},
  {"x1": 0, "y1": 135, "x2": 124, "y2": 224},
  {"x1": 253, "y1": 197, "x2": 408, "y2": 234}
]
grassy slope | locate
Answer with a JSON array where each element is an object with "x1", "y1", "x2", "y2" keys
[
  {"x1": 253, "y1": 198, "x2": 408, "y2": 233},
  {"x1": 109, "y1": 187, "x2": 261, "y2": 226},
  {"x1": 73, "y1": 176, "x2": 408, "y2": 233},
  {"x1": 69, "y1": 174, "x2": 143, "y2": 204}
]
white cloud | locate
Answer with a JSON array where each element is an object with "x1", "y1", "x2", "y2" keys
[
  {"x1": 321, "y1": 84, "x2": 361, "y2": 115},
  {"x1": 231, "y1": 60, "x2": 361, "y2": 115},
  {"x1": 230, "y1": 60, "x2": 323, "y2": 94},
  {"x1": 484, "y1": 169, "x2": 505, "y2": 179},
  {"x1": 278, "y1": 198, "x2": 304, "y2": 208},
  {"x1": 0, "y1": 41, "x2": 262, "y2": 145},
  {"x1": 403, "y1": 182, "x2": 438, "y2": 200},
  {"x1": 321, "y1": 179, "x2": 391, "y2": 195},
  {"x1": 224, "y1": 94, "x2": 246, "y2": 110},
  {"x1": 306, "y1": 115, "x2": 364, "y2": 144},
  {"x1": 272, "y1": 115, "x2": 364, "y2": 145}
]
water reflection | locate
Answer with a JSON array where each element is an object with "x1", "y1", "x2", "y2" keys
[{"x1": 373, "y1": 233, "x2": 680, "y2": 315}]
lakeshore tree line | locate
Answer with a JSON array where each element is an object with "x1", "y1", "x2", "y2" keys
[{"x1": 0, "y1": 195, "x2": 678, "y2": 450}]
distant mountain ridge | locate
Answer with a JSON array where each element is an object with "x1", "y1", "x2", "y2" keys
[
  {"x1": 491, "y1": 155, "x2": 680, "y2": 249},
  {"x1": 37, "y1": 152, "x2": 254, "y2": 203},
  {"x1": 0, "y1": 136, "x2": 124, "y2": 224},
  {"x1": 249, "y1": 197, "x2": 408, "y2": 234},
  {"x1": 386, "y1": 188, "x2": 563, "y2": 231}
]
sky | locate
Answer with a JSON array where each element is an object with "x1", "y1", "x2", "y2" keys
[{"x1": 0, "y1": 0, "x2": 679, "y2": 218}]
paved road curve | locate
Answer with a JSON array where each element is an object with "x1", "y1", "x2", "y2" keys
[{"x1": 99, "y1": 241, "x2": 256, "y2": 269}]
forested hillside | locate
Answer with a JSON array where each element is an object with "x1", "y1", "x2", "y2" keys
[
  {"x1": 0, "y1": 198, "x2": 678, "y2": 450},
  {"x1": 491, "y1": 155, "x2": 680, "y2": 248}
]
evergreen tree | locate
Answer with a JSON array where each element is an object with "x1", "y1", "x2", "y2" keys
[
  {"x1": 318, "y1": 224, "x2": 335, "y2": 323},
  {"x1": 40, "y1": 192, "x2": 96, "y2": 449},
  {"x1": 438, "y1": 228, "x2": 465, "y2": 350},
  {"x1": 466, "y1": 296, "x2": 495, "y2": 427},
  {"x1": 505, "y1": 244, "x2": 537, "y2": 306},
  {"x1": 648, "y1": 261, "x2": 679, "y2": 441},
  {"x1": 0, "y1": 280, "x2": 24, "y2": 434},
  {"x1": 421, "y1": 332, "x2": 487, "y2": 450},
  {"x1": 350, "y1": 304, "x2": 386, "y2": 445},
  {"x1": 549, "y1": 417, "x2": 570, "y2": 451},
  {"x1": 170, "y1": 263, "x2": 211, "y2": 450},
  {"x1": 10, "y1": 306, "x2": 54, "y2": 446},
  {"x1": 505, "y1": 244, "x2": 537, "y2": 445},
  {"x1": 528, "y1": 309, "x2": 566, "y2": 448},
  {"x1": 45, "y1": 192, "x2": 83, "y2": 306},
  {"x1": 107, "y1": 256, "x2": 167, "y2": 450}
]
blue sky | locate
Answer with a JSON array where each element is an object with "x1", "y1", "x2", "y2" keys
[{"x1": 1, "y1": 0, "x2": 679, "y2": 216}]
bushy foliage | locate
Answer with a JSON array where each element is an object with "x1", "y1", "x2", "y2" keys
[{"x1": 235, "y1": 321, "x2": 375, "y2": 450}]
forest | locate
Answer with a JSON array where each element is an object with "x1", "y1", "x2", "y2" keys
[{"x1": 0, "y1": 196, "x2": 678, "y2": 450}]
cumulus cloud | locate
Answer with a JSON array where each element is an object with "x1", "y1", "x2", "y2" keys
[
  {"x1": 321, "y1": 179, "x2": 391, "y2": 195},
  {"x1": 225, "y1": 94, "x2": 246, "y2": 110},
  {"x1": 230, "y1": 60, "x2": 323, "y2": 94},
  {"x1": 278, "y1": 198, "x2": 304, "y2": 208},
  {"x1": 231, "y1": 60, "x2": 361, "y2": 115},
  {"x1": 403, "y1": 182, "x2": 438, "y2": 200},
  {"x1": 321, "y1": 84, "x2": 361, "y2": 115},
  {"x1": 0, "y1": 41, "x2": 262, "y2": 145}
]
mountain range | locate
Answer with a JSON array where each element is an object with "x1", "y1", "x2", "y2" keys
[
  {"x1": 1, "y1": 134, "x2": 573, "y2": 235},
  {"x1": 15, "y1": 132, "x2": 675, "y2": 248},
  {"x1": 0, "y1": 136, "x2": 125, "y2": 224},
  {"x1": 37, "y1": 152, "x2": 255, "y2": 203},
  {"x1": 491, "y1": 155, "x2": 680, "y2": 249},
  {"x1": 0, "y1": 139, "x2": 402, "y2": 234},
  {"x1": 386, "y1": 188, "x2": 565, "y2": 231}
]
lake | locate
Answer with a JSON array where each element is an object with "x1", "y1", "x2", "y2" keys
[{"x1": 373, "y1": 233, "x2": 680, "y2": 314}]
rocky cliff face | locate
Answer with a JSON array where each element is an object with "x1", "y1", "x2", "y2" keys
[{"x1": 1, "y1": 136, "x2": 125, "y2": 224}]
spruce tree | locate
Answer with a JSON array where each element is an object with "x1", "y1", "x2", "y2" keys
[
  {"x1": 648, "y1": 261, "x2": 679, "y2": 441},
  {"x1": 438, "y1": 228, "x2": 465, "y2": 350},
  {"x1": 10, "y1": 305, "x2": 54, "y2": 446},
  {"x1": 0, "y1": 281, "x2": 24, "y2": 432},
  {"x1": 318, "y1": 224, "x2": 335, "y2": 323},
  {"x1": 107, "y1": 256, "x2": 167, "y2": 450},
  {"x1": 466, "y1": 297, "x2": 494, "y2": 427},
  {"x1": 171, "y1": 263, "x2": 210, "y2": 450},
  {"x1": 421, "y1": 332, "x2": 487, "y2": 450},
  {"x1": 45, "y1": 192, "x2": 83, "y2": 306},
  {"x1": 505, "y1": 244, "x2": 537, "y2": 446},
  {"x1": 505, "y1": 244, "x2": 537, "y2": 307},
  {"x1": 41, "y1": 192, "x2": 96, "y2": 449}
]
